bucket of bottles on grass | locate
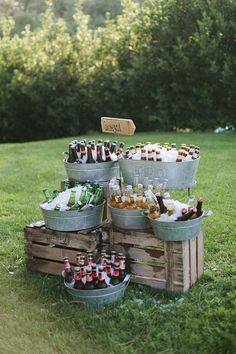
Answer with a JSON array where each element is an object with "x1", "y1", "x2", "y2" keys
[
  {"x1": 40, "y1": 184, "x2": 105, "y2": 232},
  {"x1": 64, "y1": 274, "x2": 131, "y2": 306},
  {"x1": 109, "y1": 205, "x2": 151, "y2": 230}
]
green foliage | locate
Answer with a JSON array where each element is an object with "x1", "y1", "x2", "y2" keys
[{"x1": 0, "y1": 0, "x2": 236, "y2": 141}]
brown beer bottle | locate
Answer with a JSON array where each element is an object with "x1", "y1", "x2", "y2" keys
[
  {"x1": 84, "y1": 267, "x2": 95, "y2": 290},
  {"x1": 96, "y1": 266, "x2": 108, "y2": 289},
  {"x1": 92, "y1": 263, "x2": 98, "y2": 287},
  {"x1": 104, "y1": 147, "x2": 111, "y2": 161},
  {"x1": 149, "y1": 205, "x2": 160, "y2": 219},
  {"x1": 86, "y1": 144, "x2": 95, "y2": 163},
  {"x1": 76, "y1": 252, "x2": 82, "y2": 266},
  {"x1": 119, "y1": 256, "x2": 126, "y2": 282},
  {"x1": 177, "y1": 207, "x2": 197, "y2": 221},
  {"x1": 110, "y1": 261, "x2": 120, "y2": 285},
  {"x1": 157, "y1": 195, "x2": 168, "y2": 214},
  {"x1": 63, "y1": 257, "x2": 74, "y2": 283},
  {"x1": 73, "y1": 267, "x2": 84, "y2": 289},
  {"x1": 196, "y1": 197, "x2": 203, "y2": 217}
]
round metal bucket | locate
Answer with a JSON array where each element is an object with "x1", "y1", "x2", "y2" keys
[
  {"x1": 148, "y1": 214, "x2": 203, "y2": 241},
  {"x1": 109, "y1": 206, "x2": 151, "y2": 230},
  {"x1": 64, "y1": 160, "x2": 120, "y2": 183},
  {"x1": 40, "y1": 202, "x2": 104, "y2": 232},
  {"x1": 119, "y1": 158, "x2": 200, "y2": 189},
  {"x1": 65, "y1": 274, "x2": 131, "y2": 306}
]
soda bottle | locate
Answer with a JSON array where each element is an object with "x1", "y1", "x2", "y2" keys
[
  {"x1": 196, "y1": 197, "x2": 203, "y2": 217},
  {"x1": 119, "y1": 256, "x2": 126, "y2": 282},
  {"x1": 96, "y1": 266, "x2": 108, "y2": 289},
  {"x1": 84, "y1": 267, "x2": 95, "y2": 290},
  {"x1": 76, "y1": 253, "x2": 82, "y2": 266},
  {"x1": 73, "y1": 267, "x2": 84, "y2": 289},
  {"x1": 110, "y1": 261, "x2": 120, "y2": 285},
  {"x1": 63, "y1": 257, "x2": 74, "y2": 283},
  {"x1": 86, "y1": 144, "x2": 95, "y2": 163},
  {"x1": 177, "y1": 207, "x2": 197, "y2": 221},
  {"x1": 68, "y1": 189, "x2": 76, "y2": 207}
]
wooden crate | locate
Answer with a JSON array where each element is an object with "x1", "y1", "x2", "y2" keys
[
  {"x1": 110, "y1": 228, "x2": 204, "y2": 292},
  {"x1": 25, "y1": 222, "x2": 204, "y2": 292},
  {"x1": 25, "y1": 221, "x2": 103, "y2": 275}
]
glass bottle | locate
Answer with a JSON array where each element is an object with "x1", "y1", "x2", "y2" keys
[
  {"x1": 110, "y1": 261, "x2": 120, "y2": 285},
  {"x1": 73, "y1": 267, "x2": 84, "y2": 289},
  {"x1": 96, "y1": 266, "x2": 108, "y2": 289}
]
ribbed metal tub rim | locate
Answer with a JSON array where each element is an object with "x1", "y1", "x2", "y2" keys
[{"x1": 109, "y1": 204, "x2": 151, "y2": 230}]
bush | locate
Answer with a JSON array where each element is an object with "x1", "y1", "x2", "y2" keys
[{"x1": 0, "y1": 0, "x2": 236, "y2": 142}]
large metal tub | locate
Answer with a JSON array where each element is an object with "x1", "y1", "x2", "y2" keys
[
  {"x1": 148, "y1": 214, "x2": 203, "y2": 241},
  {"x1": 40, "y1": 202, "x2": 104, "y2": 232},
  {"x1": 64, "y1": 160, "x2": 119, "y2": 183},
  {"x1": 109, "y1": 206, "x2": 151, "y2": 230},
  {"x1": 119, "y1": 158, "x2": 200, "y2": 189},
  {"x1": 65, "y1": 274, "x2": 131, "y2": 306}
]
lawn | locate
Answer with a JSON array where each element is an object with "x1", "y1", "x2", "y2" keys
[{"x1": 0, "y1": 132, "x2": 235, "y2": 354}]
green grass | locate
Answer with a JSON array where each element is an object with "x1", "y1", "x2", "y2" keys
[{"x1": 0, "y1": 132, "x2": 236, "y2": 354}]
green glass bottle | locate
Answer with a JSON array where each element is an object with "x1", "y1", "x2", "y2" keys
[{"x1": 43, "y1": 188, "x2": 53, "y2": 203}]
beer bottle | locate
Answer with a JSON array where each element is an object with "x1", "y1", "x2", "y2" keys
[
  {"x1": 105, "y1": 259, "x2": 112, "y2": 278},
  {"x1": 86, "y1": 144, "x2": 95, "y2": 163},
  {"x1": 80, "y1": 265, "x2": 86, "y2": 284},
  {"x1": 111, "y1": 251, "x2": 116, "y2": 267},
  {"x1": 157, "y1": 195, "x2": 168, "y2": 214},
  {"x1": 96, "y1": 143, "x2": 103, "y2": 163},
  {"x1": 76, "y1": 252, "x2": 82, "y2": 266},
  {"x1": 156, "y1": 150, "x2": 162, "y2": 162},
  {"x1": 52, "y1": 189, "x2": 59, "y2": 199},
  {"x1": 64, "y1": 180, "x2": 70, "y2": 190},
  {"x1": 104, "y1": 140, "x2": 110, "y2": 148},
  {"x1": 80, "y1": 143, "x2": 86, "y2": 163},
  {"x1": 43, "y1": 188, "x2": 53, "y2": 203},
  {"x1": 92, "y1": 263, "x2": 98, "y2": 286},
  {"x1": 177, "y1": 207, "x2": 197, "y2": 221},
  {"x1": 68, "y1": 189, "x2": 76, "y2": 207},
  {"x1": 63, "y1": 257, "x2": 74, "y2": 283},
  {"x1": 96, "y1": 266, "x2": 108, "y2": 289},
  {"x1": 176, "y1": 150, "x2": 183, "y2": 162},
  {"x1": 149, "y1": 205, "x2": 160, "y2": 219},
  {"x1": 119, "y1": 256, "x2": 126, "y2": 282},
  {"x1": 141, "y1": 148, "x2": 146, "y2": 160},
  {"x1": 110, "y1": 143, "x2": 117, "y2": 154},
  {"x1": 104, "y1": 147, "x2": 111, "y2": 162},
  {"x1": 68, "y1": 144, "x2": 77, "y2": 163},
  {"x1": 147, "y1": 150, "x2": 154, "y2": 161},
  {"x1": 171, "y1": 143, "x2": 176, "y2": 150},
  {"x1": 196, "y1": 197, "x2": 203, "y2": 217},
  {"x1": 84, "y1": 267, "x2": 95, "y2": 290},
  {"x1": 110, "y1": 261, "x2": 120, "y2": 285},
  {"x1": 73, "y1": 267, "x2": 84, "y2": 289}
]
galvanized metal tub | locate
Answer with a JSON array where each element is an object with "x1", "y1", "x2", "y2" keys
[
  {"x1": 148, "y1": 214, "x2": 203, "y2": 241},
  {"x1": 119, "y1": 158, "x2": 200, "y2": 189},
  {"x1": 109, "y1": 205, "x2": 151, "y2": 230},
  {"x1": 64, "y1": 160, "x2": 120, "y2": 183},
  {"x1": 65, "y1": 274, "x2": 131, "y2": 306},
  {"x1": 40, "y1": 202, "x2": 104, "y2": 232}
]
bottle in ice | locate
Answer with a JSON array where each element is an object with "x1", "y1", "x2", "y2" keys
[
  {"x1": 63, "y1": 257, "x2": 74, "y2": 283},
  {"x1": 96, "y1": 266, "x2": 108, "y2": 289},
  {"x1": 110, "y1": 261, "x2": 120, "y2": 285},
  {"x1": 73, "y1": 267, "x2": 84, "y2": 289}
]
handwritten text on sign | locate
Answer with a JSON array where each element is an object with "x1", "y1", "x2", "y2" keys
[{"x1": 101, "y1": 117, "x2": 136, "y2": 135}]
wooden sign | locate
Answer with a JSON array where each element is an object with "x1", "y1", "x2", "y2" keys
[{"x1": 101, "y1": 117, "x2": 136, "y2": 135}]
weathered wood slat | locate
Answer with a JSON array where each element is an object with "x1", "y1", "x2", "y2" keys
[
  {"x1": 27, "y1": 243, "x2": 98, "y2": 263},
  {"x1": 127, "y1": 262, "x2": 166, "y2": 279},
  {"x1": 189, "y1": 237, "x2": 197, "y2": 286},
  {"x1": 182, "y1": 240, "x2": 190, "y2": 292},
  {"x1": 27, "y1": 258, "x2": 62, "y2": 276},
  {"x1": 25, "y1": 226, "x2": 100, "y2": 250},
  {"x1": 112, "y1": 244, "x2": 165, "y2": 264},
  {"x1": 197, "y1": 231, "x2": 204, "y2": 277}
]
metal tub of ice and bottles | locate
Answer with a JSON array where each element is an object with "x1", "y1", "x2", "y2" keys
[
  {"x1": 64, "y1": 160, "x2": 120, "y2": 183},
  {"x1": 109, "y1": 205, "x2": 151, "y2": 230},
  {"x1": 64, "y1": 274, "x2": 131, "y2": 306},
  {"x1": 118, "y1": 158, "x2": 200, "y2": 189},
  {"x1": 40, "y1": 202, "x2": 105, "y2": 232}
]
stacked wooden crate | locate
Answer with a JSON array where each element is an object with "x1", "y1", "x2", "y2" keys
[{"x1": 25, "y1": 222, "x2": 204, "y2": 292}]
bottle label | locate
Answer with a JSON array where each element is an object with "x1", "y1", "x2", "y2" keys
[
  {"x1": 64, "y1": 262, "x2": 71, "y2": 269},
  {"x1": 75, "y1": 274, "x2": 81, "y2": 281},
  {"x1": 113, "y1": 269, "x2": 119, "y2": 277},
  {"x1": 120, "y1": 260, "x2": 126, "y2": 270},
  {"x1": 98, "y1": 274, "x2": 104, "y2": 281},
  {"x1": 86, "y1": 275, "x2": 93, "y2": 282}
]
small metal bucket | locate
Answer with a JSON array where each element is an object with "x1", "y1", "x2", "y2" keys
[
  {"x1": 40, "y1": 202, "x2": 104, "y2": 232},
  {"x1": 64, "y1": 160, "x2": 120, "y2": 183},
  {"x1": 109, "y1": 205, "x2": 151, "y2": 230},
  {"x1": 119, "y1": 158, "x2": 200, "y2": 189},
  {"x1": 148, "y1": 214, "x2": 203, "y2": 241},
  {"x1": 65, "y1": 274, "x2": 131, "y2": 306}
]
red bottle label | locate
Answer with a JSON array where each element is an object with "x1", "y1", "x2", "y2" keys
[
  {"x1": 64, "y1": 262, "x2": 71, "y2": 269},
  {"x1": 113, "y1": 269, "x2": 119, "y2": 277},
  {"x1": 75, "y1": 274, "x2": 81, "y2": 281},
  {"x1": 86, "y1": 275, "x2": 93, "y2": 282}
]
